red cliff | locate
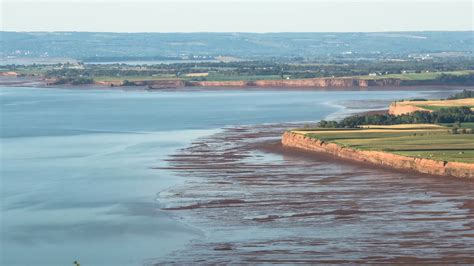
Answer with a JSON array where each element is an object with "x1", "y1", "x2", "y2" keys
[
  {"x1": 188, "y1": 78, "x2": 401, "y2": 88},
  {"x1": 282, "y1": 132, "x2": 474, "y2": 179}
]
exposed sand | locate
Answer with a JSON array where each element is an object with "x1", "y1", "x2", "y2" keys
[
  {"x1": 389, "y1": 98, "x2": 474, "y2": 115},
  {"x1": 398, "y1": 98, "x2": 474, "y2": 107}
]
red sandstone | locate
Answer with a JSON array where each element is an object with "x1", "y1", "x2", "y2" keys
[
  {"x1": 188, "y1": 78, "x2": 401, "y2": 88},
  {"x1": 282, "y1": 132, "x2": 474, "y2": 179}
]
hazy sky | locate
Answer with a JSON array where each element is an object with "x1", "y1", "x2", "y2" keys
[{"x1": 1, "y1": 0, "x2": 473, "y2": 32}]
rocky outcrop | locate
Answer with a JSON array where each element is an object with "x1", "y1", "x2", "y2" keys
[
  {"x1": 282, "y1": 132, "x2": 474, "y2": 179},
  {"x1": 187, "y1": 78, "x2": 401, "y2": 88}
]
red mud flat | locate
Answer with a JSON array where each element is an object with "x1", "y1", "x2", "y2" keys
[{"x1": 152, "y1": 124, "x2": 474, "y2": 264}]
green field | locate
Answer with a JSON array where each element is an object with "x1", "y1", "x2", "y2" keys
[
  {"x1": 93, "y1": 75, "x2": 179, "y2": 82},
  {"x1": 440, "y1": 122, "x2": 474, "y2": 129},
  {"x1": 13, "y1": 67, "x2": 52, "y2": 75},
  {"x1": 92, "y1": 74, "x2": 282, "y2": 82},
  {"x1": 300, "y1": 125, "x2": 474, "y2": 163},
  {"x1": 96, "y1": 71, "x2": 472, "y2": 82},
  {"x1": 356, "y1": 70, "x2": 474, "y2": 80},
  {"x1": 203, "y1": 74, "x2": 282, "y2": 81},
  {"x1": 4, "y1": 63, "x2": 473, "y2": 84},
  {"x1": 396, "y1": 98, "x2": 474, "y2": 111},
  {"x1": 416, "y1": 104, "x2": 474, "y2": 111}
]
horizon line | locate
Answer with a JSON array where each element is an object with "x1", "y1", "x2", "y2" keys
[{"x1": 2, "y1": 30, "x2": 473, "y2": 34}]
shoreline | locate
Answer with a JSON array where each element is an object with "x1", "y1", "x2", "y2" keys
[
  {"x1": 157, "y1": 122, "x2": 474, "y2": 264},
  {"x1": 1, "y1": 83, "x2": 469, "y2": 98},
  {"x1": 1, "y1": 76, "x2": 473, "y2": 91},
  {"x1": 259, "y1": 139, "x2": 440, "y2": 180},
  {"x1": 282, "y1": 131, "x2": 474, "y2": 179}
]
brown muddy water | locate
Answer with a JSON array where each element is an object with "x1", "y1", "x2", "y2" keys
[{"x1": 156, "y1": 123, "x2": 474, "y2": 264}]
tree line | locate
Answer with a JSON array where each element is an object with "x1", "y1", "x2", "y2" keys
[
  {"x1": 5, "y1": 57, "x2": 473, "y2": 81},
  {"x1": 448, "y1": 89, "x2": 474, "y2": 99},
  {"x1": 318, "y1": 107, "x2": 474, "y2": 128}
]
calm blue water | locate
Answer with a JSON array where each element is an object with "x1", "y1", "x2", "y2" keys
[{"x1": 0, "y1": 87, "x2": 432, "y2": 265}]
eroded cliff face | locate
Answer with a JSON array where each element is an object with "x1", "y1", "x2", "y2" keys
[
  {"x1": 282, "y1": 132, "x2": 474, "y2": 179},
  {"x1": 252, "y1": 78, "x2": 363, "y2": 88},
  {"x1": 91, "y1": 77, "x2": 404, "y2": 89},
  {"x1": 188, "y1": 78, "x2": 401, "y2": 88}
]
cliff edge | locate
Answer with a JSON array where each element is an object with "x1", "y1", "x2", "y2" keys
[
  {"x1": 187, "y1": 78, "x2": 401, "y2": 88},
  {"x1": 282, "y1": 132, "x2": 474, "y2": 179}
]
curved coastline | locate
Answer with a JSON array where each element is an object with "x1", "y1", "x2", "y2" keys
[
  {"x1": 282, "y1": 131, "x2": 474, "y2": 179},
  {"x1": 156, "y1": 123, "x2": 474, "y2": 264},
  {"x1": 322, "y1": 100, "x2": 389, "y2": 121}
]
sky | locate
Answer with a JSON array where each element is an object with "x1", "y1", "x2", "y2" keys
[{"x1": 1, "y1": 0, "x2": 473, "y2": 32}]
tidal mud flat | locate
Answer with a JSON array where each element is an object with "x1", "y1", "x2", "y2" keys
[{"x1": 156, "y1": 123, "x2": 474, "y2": 264}]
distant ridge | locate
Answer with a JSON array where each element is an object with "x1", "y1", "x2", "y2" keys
[{"x1": 1, "y1": 31, "x2": 472, "y2": 61}]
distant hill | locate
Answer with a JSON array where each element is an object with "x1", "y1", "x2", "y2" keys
[{"x1": 1, "y1": 31, "x2": 473, "y2": 62}]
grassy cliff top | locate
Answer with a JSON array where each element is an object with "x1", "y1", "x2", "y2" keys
[
  {"x1": 356, "y1": 70, "x2": 474, "y2": 80},
  {"x1": 394, "y1": 98, "x2": 474, "y2": 110},
  {"x1": 293, "y1": 124, "x2": 474, "y2": 163}
]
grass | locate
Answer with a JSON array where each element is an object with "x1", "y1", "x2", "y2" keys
[
  {"x1": 93, "y1": 74, "x2": 283, "y2": 82},
  {"x1": 356, "y1": 70, "x2": 474, "y2": 80},
  {"x1": 5, "y1": 65, "x2": 473, "y2": 83},
  {"x1": 191, "y1": 70, "x2": 473, "y2": 82},
  {"x1": 416, "y1": 104, "x2": 474, "y2": 111},
  {"x1": 360, "y1": 124, "x2": 445, "y2": 129},
  {"x1": 13, "y1": 67, "x2": 52, "y2": 75},
  {"x1": 203, "y1": 74, "x2": 282, "y2": 81},
  {"x1": 395, "y1": 150, "x2": 474, "y2": 163},
  {"x1": 298, "y1": 124, "x2": 474, "y2": 163},
  {"x1": 392, "y1": 98, "x2": 474, "y2": 112},
  {"x1": 441, "y1": 122, "x2": 474, "y2": 129},
  {"x1": 93, "y1": 75, "x2": 179, "y2": 82}
]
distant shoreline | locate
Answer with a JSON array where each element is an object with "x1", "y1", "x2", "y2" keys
[
  {"x1": 1, "y1": 76, "x2": 473, "y2": 92},
  {"x1": 92, "y1": 76, "x2": 474, "y2": 89}
]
